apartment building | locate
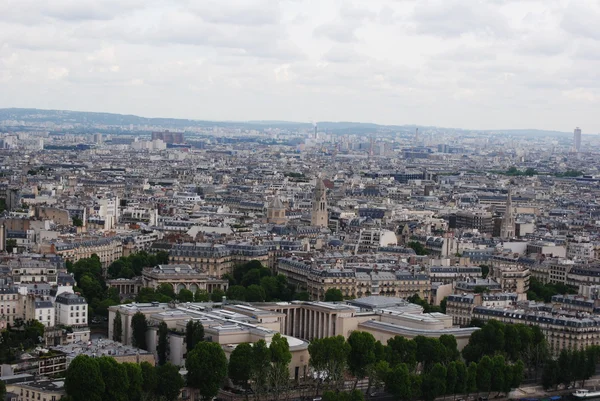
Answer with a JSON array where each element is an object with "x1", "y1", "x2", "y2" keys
[
  {"x1": 169, "y1": 242, "x2": 271, "y2": 277},
  {"x1": 0, "y1": 287, "x2": 24, "y2": 327},
  {"x1": 55, "y1": 292, "x2": 88, "y2": 327},
  {"x1": 43, "y1": 237, "x2": 123, "y2": 271},
  {"x1": 446, "y1": 292, "x2": 518, "y2": 326},
  {"x1": 278, "y1": 258, "x2": 431, "y2": 301}
]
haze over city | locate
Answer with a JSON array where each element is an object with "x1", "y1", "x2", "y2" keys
[{"x1": 1, "y1": 0, "x2": 600, "y2": 132}]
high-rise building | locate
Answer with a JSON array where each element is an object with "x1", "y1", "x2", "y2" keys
[
  {"x1": 500, "y1": 188, "x2": 515, "y2": 240},
  {"x1": 311, "y1": 179, "x2": 328, "y2": 227},
  {"x1": 151, "y1": 130, "x2": 184, "y2": 144},
  {"x1": 574, "y1": 127, "x2": 582, "y2": 152}
]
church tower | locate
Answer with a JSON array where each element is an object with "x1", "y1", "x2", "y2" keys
[
  {"x1": 267, "y1": 196, "x2": 287, "y2": 225},
  {"x1": 311, "y1": 179, "x2": 328, "y2": 227},
  {"x1": 500, "y1": 188, "x2": 515, "y2": 240}
]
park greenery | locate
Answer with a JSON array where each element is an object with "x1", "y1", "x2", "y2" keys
[
  {"x1": 65, "y1": 252, "x2": 168, "y2": 319},
  {"x1": 527, "y1": 277, "x2": 577, "y2": 303},
  {"x1": 0, "y1": 319, "x2": 45, "y2": 363},
  {"x1": 407, "y1": 241, "x2": 429, "y2": 255},
  {"x1": 223, "y1": 260, "x2": 310, "y2": 302}
]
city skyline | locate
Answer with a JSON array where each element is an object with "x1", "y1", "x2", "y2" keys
[{"x1": 1, "y1": 1, "x2": 600, "y2": 132}]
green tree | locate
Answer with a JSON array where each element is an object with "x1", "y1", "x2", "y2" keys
[
  {"x1": 177, "y1": 288, "x2": 194, "y2": 302},
  {"x1": 246, "y1": 284, "x2": 266, "y2": 302},
  {"x1": 5, "y1": 239, "x2": 17, "y2": 253},
  {"x1": 347, "y1": 331, "x2": 378, "y2": 389},
  {"x1": 323, "y1": 390, "x2": 365, "y2": 401},
  {"x1": 72, "y1": 216, "x2": 83, "y2": 227},
  {"x1": 422, "y1": 363, "x2": 446, "y2": 401},
  {"x1": 490, "y1": 355, "x2": 506, "y2": 395},
  {"x1": 309, "y1": 335, "x2": 351, "y2": 392},
  {"x1": 439, "y1": 334, "x2": 460, "y2": 363},
  {"x1": 140, "y1": 361, "x2": 158, "y2": 399},
  {"x1": 157, "y1": 283, "x2": 176, "y2": 299},
  {"x1": 156, "y1": 363, "x2": 185, "y2": 401},
  {"x1": 270, "y1": 333, "x2": 292, "y2": 401},
  {"x1": 113, "y1": 310, "x2": 123, "y2": 342},
  {"x1": 466, "y1": 362, "x2": 478, "y2": 398},
  {"x1": 454, "y1": 361, "x2": 468, "y2": 398},
  {"x1": 211, "y1": 288, "x2": 226, "y2": 302},
  {"x1": 156, "y1": 251, "x2": 170, "y2": 264},
  {"x1": 65, "y1": 355, "x2": 105, "y2": 401},
  {"x1": 157, "y1": 321, "x2": 169, "y2": 366},
  {"x1": 386, "y1": 363, "x2": 411, "y2": 401},
  {"x1": 558, "y1": 349, "x2": 575, "y2": 388},
  {"x1": 229, "y1": 343, "x2": 254, "y2": 392},
  {"x1": 227, "y1": 285, "x2": 247, "y2": 301},
  {"x1": 409, "y1": 374, "x2": 422, "y2": 401},
  {"x1": 476, "y1": 356, "x2": 493, "y2": 396},
  {"x1": 0, "y1": 380, "x2": 5, "y2": 401},
  {"x1": 414, "y1": 336, "x2": 445, "y2": 371},
  {"x1": 324, "y1": 288, "x2": 343, "y2": 302},
  {"x1": 386, "y1": 336, "x2": 417, "y2": 370},
  {"x1": 294, "y1": 291, "x2": 310, "y2": 301},
  {"x1": 97, "y1": 356, "x2": 129, "y2": 401},
  {"x1": 407, "y1": 241, "x2": 428, "y2": 255},
  {"x1": 251, "y1": 339, "x2": 272, "y2": 399},
  {"x1": 186, "y1": 342, "x2": 228, "y2": 401},
  {"x1": 542, "y1": 359, "x2": 559, "y2": 390},
  {"x1": 195, "y1": 290, "x2": 210, "y2": 302},
  {"x1": 440, "y1": 297, "x2": 447, "y2": 314},
  {"x1": 131, "y1": 312, "x2": 148, "y2": 350},
  {"x1": 446, "y1": 361, "x2": 458, "y2": 398},
  {"x1": 186, "y1": 320, "x2": 204, "y2": 353},
  {"x1": 123, "y1": 363, "x2": 143, "y2": 401}
]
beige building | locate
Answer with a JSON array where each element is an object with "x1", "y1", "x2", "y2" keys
[
  {"x1": 12, "y1": 380, "x2": 65, "y2": 401},
  {"x1": 42, "y1": 237, "x2": 123, "y2": 272},
  {"x1": 278, "y1": 258, "x2": 431, "y2": 301},
  {"x1": 445, "y1": 293, "x2": 518, "y2": 326},
  {"x1": 141, "y1": 264, "x2": 228, "y2": 295},
  {"x1": 0, "y1": 287, "x2": 24, "y2": 328},
  {"x1": 169, "y1": 242, "x2": 271, "y2": 277}
]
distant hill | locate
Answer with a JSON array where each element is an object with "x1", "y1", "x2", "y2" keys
[{"x1": 0, "y1": 107, "x2": 572, "y2": 136}]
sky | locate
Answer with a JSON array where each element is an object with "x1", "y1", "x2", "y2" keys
[{"x1": 0, "y1": 0, "x2": 599, "y2": 133}]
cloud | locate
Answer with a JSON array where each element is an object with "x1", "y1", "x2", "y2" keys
[
  {"x1": 321, "y1": 46, "x2": 365, "y2": 63},
  {"x1": 0, "y1": 0, "x2": 599, "y2": 132},
  {"x1": 314, "y1": 23, "x2": 359, "y2": 43},
  {"x1": 561, "y1": 1, "x2": 600, "y2": 40},
  {"x1": 411, "y1": 0, "x2": 510, "y2": 38}
]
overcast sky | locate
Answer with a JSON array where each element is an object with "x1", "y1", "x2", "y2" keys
[{"x1": 1, "y1": 0, "x2": 599, "y2": 132}]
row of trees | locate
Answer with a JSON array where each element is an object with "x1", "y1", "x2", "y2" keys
[
  {"x1": 542, "y1": 347, "x2": 600, "y2": 390},
  {"x1": 462, "y1": 320, "x2": 547, "y2": 369},
  {"x1": 65, "y1": 356, "x2": 184, "y2": 401},
  {"x1": 306, "y1": 330, "x2": 523, "y2": 401}
]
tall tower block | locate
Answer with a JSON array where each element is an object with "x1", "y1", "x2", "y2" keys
[
  {"x1": 574, "y1": 127, "x2": 582, "y2": 153},
  {"x1": 500, "y1": 188, "x2": 515, "y2": 240},
  {"x1": 311, "y1": 179, "x2": 328, "y2": 227}
]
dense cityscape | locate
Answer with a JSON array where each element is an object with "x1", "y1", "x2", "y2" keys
[{"x1": 0, "y1": 107, "x2": 599, "y2": 401}]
